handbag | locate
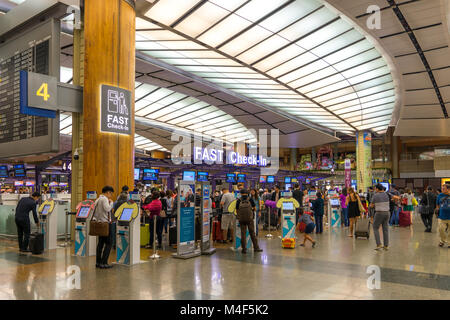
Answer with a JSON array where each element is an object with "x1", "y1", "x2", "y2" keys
[
  {"x1": 89, "y1": 201, "x2": 110, "y2": 237},
  {"x1": 412, "y1": 197, "x2": 418, "y2": 206},
  {"x1": 357, "y1": 196, "x2": 366, "y2": 213}
]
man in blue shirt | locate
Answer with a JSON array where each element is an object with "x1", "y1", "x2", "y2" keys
[{"x1": 437, "y1": 183, "x2": 450, "y2": 248}]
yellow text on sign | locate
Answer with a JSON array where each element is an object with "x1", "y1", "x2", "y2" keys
[{"x1": 36, "y1": 82, "x2": 50, "y2": 101}]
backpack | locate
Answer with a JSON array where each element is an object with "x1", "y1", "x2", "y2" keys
[
  {"x1": 439, "y1": 195, "x2": 450, "y2": 211},
  {"x1": 237, "y1": 199, "x2": 253, "y2": 223}
]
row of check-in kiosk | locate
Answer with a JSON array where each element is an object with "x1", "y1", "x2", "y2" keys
[{"x1": 35, "y1": 180, "x2": 307, "y2": 265}]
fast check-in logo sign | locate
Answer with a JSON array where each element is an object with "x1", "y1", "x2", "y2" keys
[{"x1": 101, "y1": 84, "x2": 131, "y2": 135}]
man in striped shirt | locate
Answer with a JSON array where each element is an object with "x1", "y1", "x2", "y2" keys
[{"x1": 370, "y1": 184, "x2": 391, "y2": 251}]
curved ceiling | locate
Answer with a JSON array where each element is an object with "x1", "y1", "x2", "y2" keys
[
  {"x1": 137, "y1": 0, "x2": 397, "y2": 135},
  {"x1": 326, "y1": 0, "x2": 450, "y2": 137}
]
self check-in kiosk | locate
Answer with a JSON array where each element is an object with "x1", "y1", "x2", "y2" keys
[
  {"x1": 328, "y1": 190, "x2": 341, "y2": 228},
  {"x1": 199, "y1": 181, "x2": 216, "y2": 255},
  {"x1": 114, "y1": 202, "x2": 140, "y2": 266},
  {"x1": 38, "y1": 199, "x2": 58, "y2": 250},
  {"x1": 74, "y1": 200, "x2": 96, "y2": 256},
  {"x1": 277, "y1": 192, "x2": 299, "y2": 243}
]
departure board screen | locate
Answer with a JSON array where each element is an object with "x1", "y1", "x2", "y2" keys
[
  {"x1": 0, "y1": 40, "x2": 50, "y2": 144},
  {"x1": 0, "y1": 19, "x2": 60, "y2": 158}
]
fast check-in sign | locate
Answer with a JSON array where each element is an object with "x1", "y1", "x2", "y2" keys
[{"x1": 100, "y1": 84, "x2": 131, "y2": 135}]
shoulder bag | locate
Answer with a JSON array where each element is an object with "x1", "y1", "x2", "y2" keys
[
  {"x1": 357, "y1": 195, "x2": 366, "y2": 214},
  {"x1": 89, "y1": 201, "x2": 110, "y2": 237}
]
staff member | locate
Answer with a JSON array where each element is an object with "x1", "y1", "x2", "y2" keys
[{"x1": 15, "y1": 192, "x2": 41, "y2": 253}]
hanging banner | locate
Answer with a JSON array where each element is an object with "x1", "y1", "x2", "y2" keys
[{"x1": 344, "y1": 159, "x2": 351, "y2": 189}]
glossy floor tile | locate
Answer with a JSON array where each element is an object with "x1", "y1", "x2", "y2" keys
[{"x1": 0, "y1": 215, "x2": 449, "y2": 300}]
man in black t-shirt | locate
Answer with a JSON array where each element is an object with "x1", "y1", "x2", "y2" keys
[{"x1": 15, "y1": 192, "x2": 41, "y2": 253}]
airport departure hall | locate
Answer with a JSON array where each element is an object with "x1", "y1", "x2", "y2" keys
[{"x1": 0, "y1": 0, "x2": 450, "y2": 304}]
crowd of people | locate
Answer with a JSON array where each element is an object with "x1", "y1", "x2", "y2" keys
[{"x1": 11, "y1": 180, "x2": 450, "y2": 268}]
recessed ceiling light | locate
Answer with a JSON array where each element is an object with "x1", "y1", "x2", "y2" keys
[{"x1": 9, "y1": 0, "x2": 26, "y2": 4}]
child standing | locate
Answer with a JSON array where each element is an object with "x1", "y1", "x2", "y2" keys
[{"x1": 299, "y1": 213, "x2": 316, "y2": 248}]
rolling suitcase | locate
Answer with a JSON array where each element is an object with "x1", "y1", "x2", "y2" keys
[
  {"x1": 354, "y1": 217, "x2": 370, "y2": 239},
  {"x1": 212, "y1": 219, "x2": 224, "y2": 241},
  {"x1": 169, "y1": 225, "x2": 177, "y2": 246},
  {"x1": 29, "y1": 232, "x2": 44, "y2": 254},
  {"x1": 399, "y1": 211, "x2": 411, "y2": 227},
  {"x1": 140, "y1": 224, "x2": 149, "y2": 247}
]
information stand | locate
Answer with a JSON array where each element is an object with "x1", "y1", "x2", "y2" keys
[
  {"x1": 38, "y1": 199, "x2": 58, "y2": 250},
  {"x1": 74, "y1": 199, "x2": 96, "y2": 256},
  {"x1": 200, "y1": 182, "x2": 215, "y2": 255},
  {"x1": 114, "y1": 202, "x2": 141, "y2": 266},
  {"x1": 173, "y1": 180, "x2": 201, "y2": 259}
]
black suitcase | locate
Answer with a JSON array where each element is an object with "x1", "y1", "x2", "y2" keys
[
  {"x1": 29, "y1": 232, "x2": 44, "y2": 254},
  {"x1": 169, "y1": 226, "x2": 177, "y2": 246},
  {"x1": 263, "y1": 209, "x2": 278, "y2": 229}
]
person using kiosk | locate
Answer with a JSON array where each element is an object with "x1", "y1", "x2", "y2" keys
[
  {"x1": 235, "y1": 189, "x2": 263, "y2": 254},
  {"x1": 93, "y1": 186, "x2": 114, "y2": 269},
  {"x1": 15, "y1": 192, "x2": 41, "y2": 253}
]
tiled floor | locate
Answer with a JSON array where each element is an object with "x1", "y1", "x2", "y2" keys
[{"x1": 0, "y1": 215, "x2": 449, "y2": 300}]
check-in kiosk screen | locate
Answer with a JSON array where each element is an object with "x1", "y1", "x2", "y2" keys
[
  {"x1": 14, "y1": 164, "x2": 26, "y2": 177},
  {"x1": 237, "y1": 174, "x2": 246, "y2": 183},
  {"x1": 226, "y1": 174, "x2": 236, "y2": 183},
  {"x1": 284, "y1": 177, "x2": 291, "y2": 183},
  {"x1": 197, "y1": 172, "x2": 208, "y2": 182},
  {"x1": 119, "y1": 208, "x2": 134, "y2": 221},
  {"x1": 282, "y1": 202, "x2": 294, "y2": 210},
  {"x1": 267, "y1": 176, "x2": 275, "y2": 183},
  {"x1": 77, "y1": 206, "x2": 91, "y2": 218},
  {"x1": 183, "y1": 171, "x2": 196, "y2": 181},
  {"x1": 143, "y1": 169, "x2": 159, "y2": 181},
  {"x1": 134, "y1": 168, "x2": 140, "y2": 180},
  {"x1": 0, "y1": 165, "x2": 8, "y2": 178},
  {"x1": 259, "y1": 176, "x2": 266, "y2": 183},
  {"x1": 330, "y1": 199, "x2": 340, "y2": 206},
  {"x1": 41, "y1": 205, "x2": 51, "y2": 215}
]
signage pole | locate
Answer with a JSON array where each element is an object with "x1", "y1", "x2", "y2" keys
[
  {"x1": 149, "y1": 215, "x2": 160, "y2": 260},
  {"x1": 266, "y1": 207, "x2": 273, "y2": 238}
]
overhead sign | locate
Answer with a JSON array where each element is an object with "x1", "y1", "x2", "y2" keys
[
  {"x1": 100, "y1": 84, "x2": 131, "y2": 135},
  {"x1": 193, "y1": 146, "x2": 268, "y2": 166},
  {"x1": 27, "y1": 71, "x2": 58, "y2": 109}
]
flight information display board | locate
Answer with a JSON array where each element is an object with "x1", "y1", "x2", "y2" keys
[{"x1": 0, "y1": 19, "x2": 60, "y2": 158}]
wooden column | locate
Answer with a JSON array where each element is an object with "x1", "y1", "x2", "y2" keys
[{"x1": 83, "y1": 0, "x2": 135, "y2": 198}]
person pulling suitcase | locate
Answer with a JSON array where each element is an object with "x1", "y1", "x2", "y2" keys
[
  {"x1": 15, "y1": 192, "x2": 41, "y2": 254},
  {"x1": 236, "y1": 189, "x2": 263, "y2": 254},
  {"x1": 370, "y1": 184, "x2": 391, "y2": 251}
]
